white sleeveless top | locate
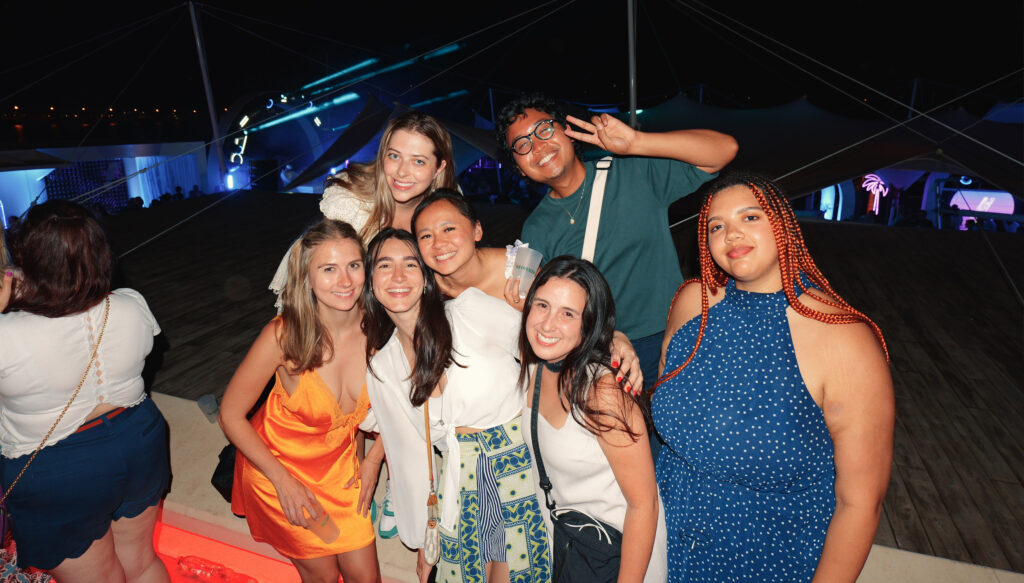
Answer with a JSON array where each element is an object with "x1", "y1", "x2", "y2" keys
[
  {"x1": 522, "y1": 364, "x2": 668, "y2": 583},
  {"x1": 0, "y1": 289, "x2": 160, "y2": 458}
]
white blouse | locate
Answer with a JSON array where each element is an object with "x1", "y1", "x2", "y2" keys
[
  {"x1": 361, "y1": 287, "x2": 524, "y2": 548},
  {"x1": 523, "y1": 364, "x2": 668, "y2": 583},
  {"x1": 0, "y1": 289, "x2": 160, "y2": 458}
]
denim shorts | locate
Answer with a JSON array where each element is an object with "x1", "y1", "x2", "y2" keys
[{"x1": 0, "y1": 397, "x2": 171, "y2": 569}]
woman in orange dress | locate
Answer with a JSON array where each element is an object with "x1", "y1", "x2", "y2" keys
[{"x1": 219, "y1": 220, "x2": 382, "y2": 583}]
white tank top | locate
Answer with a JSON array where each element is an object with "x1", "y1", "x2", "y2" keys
[{"x1": 523, "y1": 364, "x2": 667, "y2": 583}]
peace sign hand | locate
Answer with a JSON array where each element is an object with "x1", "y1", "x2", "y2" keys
[{"x1": 564, "y1": 114, "x2": 638, "y2": 155}]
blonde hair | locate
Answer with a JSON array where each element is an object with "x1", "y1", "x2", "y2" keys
[
  {"x1": 279, "y1": 219, "x2": 363, "y2": 372},
  {"x1": 326, "y1": 112, "x2": 457, "y2": 242}
]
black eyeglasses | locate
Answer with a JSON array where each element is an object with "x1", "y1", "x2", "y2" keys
[{"x1": 510, "y1": 119, "x2": 556, "y2": 156}]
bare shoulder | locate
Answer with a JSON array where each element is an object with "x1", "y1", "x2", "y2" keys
[
  {"x1": 665, "y1": 279, "x2": 724, "y2": 336},
  {"x1": 480, "y1": 247, "x2": 508, "y2": 273},
  {"x1": 588, "y1": 372, "x2": 624, "y2": 409},
  {"x1": 794, "y1": 288, "x2": 848, "y2": 315},
  {"x1": 588, "y1": 372, "x2": 648, "y2": 447},
  {"x1": 252, "y1": 318, "x2": 287, "y2": 362}
]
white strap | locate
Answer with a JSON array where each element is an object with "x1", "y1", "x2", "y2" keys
[{"x1": 581, "y1": 156, "x2": 613, "y2": 262}]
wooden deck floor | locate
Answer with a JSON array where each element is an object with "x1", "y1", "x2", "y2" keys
[{"x1": 105, "y1": 190, "x2": 1023, "y2": 573}]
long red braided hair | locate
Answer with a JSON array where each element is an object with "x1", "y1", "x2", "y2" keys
[{"x1": 655, "y1": 173, "x2": 888, "y2": 390}]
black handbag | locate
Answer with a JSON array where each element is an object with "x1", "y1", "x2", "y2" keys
[{"x1": 530, "y1": 366, "x2": 622, "y2": 583}]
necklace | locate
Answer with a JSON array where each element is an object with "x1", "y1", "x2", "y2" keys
[
  {"x1": 542, "y1": 360, "x2": 563, "y2": 373},
  {"x1": 564, "y1": 169, "x2": 591, "y2": 225}
]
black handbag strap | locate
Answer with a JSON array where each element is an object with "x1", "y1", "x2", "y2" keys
[{"x1": 530, "y1": 365, "x2": 557, "y2": 511}]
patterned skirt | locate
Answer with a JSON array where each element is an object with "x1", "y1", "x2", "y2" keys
[{"x1": 436, "y1": 415, "x2": 550, "y2": 583}]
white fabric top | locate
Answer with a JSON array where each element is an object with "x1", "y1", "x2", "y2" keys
[
  {"x1": 318, "y1": 179, "x2": 373, "y2": 229},
  {"x1": 361, "y1": 287, "x2": 523, "y2": 548},
  {"x1": 268, "y1": 178, "x2": 374, "y2": 303},
  {"x1": 0, "y1": 289, "x2": 160, "y2": 458},
  {"x1": 523, "y1": 364, "x2": 668, "y2": 583}
]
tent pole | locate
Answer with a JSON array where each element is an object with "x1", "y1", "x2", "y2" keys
[
  {"x1": 188, "y1": 1, "x2": 227, "y2": 185},
  {"x1": 627, "y1": 0, "x2": 638, "y2": 128},
  {"x1": 489, "y1": 88, "x2": 504, "y2": 198}
]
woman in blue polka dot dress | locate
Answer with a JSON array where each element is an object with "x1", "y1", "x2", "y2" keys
[{"x1": 653, "y1": 173, "x2": 894, "y2": 582}]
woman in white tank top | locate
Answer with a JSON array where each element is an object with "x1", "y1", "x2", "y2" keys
[{"x1": 518, "y1": 256, "x2": 667, "y2": 583}]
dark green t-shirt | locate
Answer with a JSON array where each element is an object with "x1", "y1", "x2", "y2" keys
[{"x1": 521, "y1": 156, "x2": 713, "y2": 339}]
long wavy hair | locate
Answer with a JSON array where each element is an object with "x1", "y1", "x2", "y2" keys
[
  {"x1": 8, "y1": 200, "x2": 112, "y2": 317},
  {"x1": 656, "y1": 173, "x2": 889, "y2": 389},
  {"x1": 517, "y1": 256, "x2": 649, "y2": 440},
  {"x1": 279, "y1": 219, "x2": 363, "y2": 373},
  {"x1": 363, "y1": 228, "x2": 459, "y2": 406},
  {"x1": 327, "y1": 112, "x2": 457, "y2": 242}
]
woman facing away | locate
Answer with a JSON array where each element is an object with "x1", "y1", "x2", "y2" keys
[
  {"x1": 654, "y1": 173, "x2": 894, "y2": 582},
  {"x1": 410, "y1": 189, "x2": 643, "y2": 392},
  {"x1": 360, "y1": 228, "x2": 551, "y2": 583},
  {"x1": 0, "y1": 201, "x2": 170, "y2": 582},
  {"x1": 269, "y1": 111, "x2": 458, "y2": 303},
  {"x1": 519, "y1": 256, "x2": 667, "y2": 583},
  {"x1": 220, "y1": 220, "x2": 381, "y2": 583}
]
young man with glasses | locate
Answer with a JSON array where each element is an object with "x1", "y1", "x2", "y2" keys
[{"x1": 495, "y1": 94, "x2": 737, "y2": 395}]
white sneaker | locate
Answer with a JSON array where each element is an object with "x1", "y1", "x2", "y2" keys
[{"x1": 378, "y1": 480, "x2": 398, "y2": 539}]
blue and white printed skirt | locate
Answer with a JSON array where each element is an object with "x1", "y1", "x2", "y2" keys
[{"x1": 437, "y1": 415, "x2": 550, "y2": 583}]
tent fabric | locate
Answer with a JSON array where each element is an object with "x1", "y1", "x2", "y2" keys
[
  {"x1": 635, "y1": 95, "x2": 1023, "y2": 200},
  {"x1": 284, "y1": 100, "x2": 503, "y2": 190},
  {"x1": 283, "y1": 93, "x2": 393, "y2": 190}
]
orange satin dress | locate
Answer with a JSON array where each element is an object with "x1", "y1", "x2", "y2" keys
[{"x1": 231, "y1": 370, "x2": 374, "y2": 559}]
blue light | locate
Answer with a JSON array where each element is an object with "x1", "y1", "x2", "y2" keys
[
  {"x1": 309, "y1": 44, "x2": 463, "y2": 98},
  {"x1": 959, "y1": 176, "x2": 973, "y2": 186},
  {"x1": 410, "y1": 89, "x2": 469, "y2": 108},
  {"x1": 250, "y1": 92, "x2": 360, "y2": 132},
  {"x1": 226, "y1": 174, "x2": 234, "y2": 190},
  {"x1": 300, "y1": 58, "x2": 379, "y2": 91},
  {"x1": 820, "y1": 185, "x2": 836, "y2": 220},
  {"x1": 423, "y1": 44, "x2": 461, "y2": 60}
]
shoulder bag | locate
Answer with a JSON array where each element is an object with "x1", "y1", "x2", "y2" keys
[{"x1": 421, "y1": 401, "x2": 441, "y2": 566}]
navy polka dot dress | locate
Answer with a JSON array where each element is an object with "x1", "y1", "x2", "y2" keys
[{"x1": 652, "y1": 279, "x2": 835, "y2": 582}]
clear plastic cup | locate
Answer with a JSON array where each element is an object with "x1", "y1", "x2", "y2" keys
[{"x1": 512, "y1": 247, "x2": 543, "y2": 298}]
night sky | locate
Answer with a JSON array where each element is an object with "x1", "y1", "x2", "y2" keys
[{"x1": 3, "y1": 1, "x2": 1022, "y2": 126}]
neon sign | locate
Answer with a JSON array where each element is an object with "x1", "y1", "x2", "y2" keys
[
  {"x1": 229, "y1": 132, "x2": 248, "y2": 165},
  {"x1": 863, "y1": 174, "x2": 889, "y2": 214}
]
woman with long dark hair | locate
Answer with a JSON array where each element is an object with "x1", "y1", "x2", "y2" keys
[
  {"x1": 654, "y1": 173, "x2": 894, "y2": 582},
  {"x1": 410, "y1": 189, "x2": 643, "y2": 392},
  {"x1": 518, "y1": 256, "x2": 666, "y2": 582},
  {"x1": 361, "y1": 228, "x2": 550, "y2": 583},
  {"x1": 0, "y1": 201, "x2": 170, "y2": 582}
]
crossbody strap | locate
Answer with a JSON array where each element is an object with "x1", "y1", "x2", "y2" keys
[
  {"x1": 423, "y1": 402, "x2": 435, "y2": 492},
  {"x1": 529, "y1": 366, "x2": 556, "y2": 511},
  {"x1": 581, "y1": 156, "x2": 613, "y2": 262}
]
